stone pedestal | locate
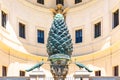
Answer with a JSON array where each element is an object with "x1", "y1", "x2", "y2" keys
[
  {"x1": 50, "y1": 59, "x2": 69, "y2": 80},
  {"x1": 74, "y1": 70, "x2": 90, "y2": 80},
  {"x1": 29, "y1": 70, "x2": 45, "y2": 80}
]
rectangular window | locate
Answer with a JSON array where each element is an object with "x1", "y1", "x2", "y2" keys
[
  {"x1": 94, "y1": 22, "x2": 101, "y2": 38},
  {"x1": 75, "y1": 0, "x2": 82, "y2": 4},
  {"x1": 2, "y1": 66, "x2": 7, "y2": 76},
  {"x1": 20, "y1": 71, "x2": 25, "y2": 76},
  {"x1": 95, "y1": 70, "x2": 101, "y2": 76},
  {"x1": 113, "y1": 9, "x2": 119, "y2": 28},
  {"x1": 37, "y1": 0, "x2": 44, "y2": 4},
  {"x1": 37, "y1": 30, "x2": 44, "y2": 43},
  {"x1": 75, "y1": 29, "x2": 82, "y2": 43},
  {"x1": 19, "y1": 22, "x2": 26, "y2": 38},
  {"x1": 1, "y1": 11, "x2": 7, "y2": 28},
  {"x1": 56, "y1": 0, "x2": 64, "y2": 5},
  {"x1": 113, "y1": 65, "x2": 119, "y2": 76}
]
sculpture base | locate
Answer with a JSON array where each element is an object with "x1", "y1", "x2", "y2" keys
[{"x1": 49, "y1": 56, "x2": 70, "y2": 80}]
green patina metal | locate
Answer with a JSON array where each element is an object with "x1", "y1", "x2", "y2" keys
[
  {"x1": 47, "y1": 13, "x2": 73, "y2": 59},
  {"x1": 47, "y1": 13, "x2": 73, "y2": 80},
  {"x1": 75, "y1": 62, "x2": 92, "y2": 72},
  {"x1": 25, "y1": 61, "x2": 44, "y2": 72}
]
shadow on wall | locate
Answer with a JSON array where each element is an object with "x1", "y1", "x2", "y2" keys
[{"x1": 0, "y1": 18, "x2": 47, "y2": 56}]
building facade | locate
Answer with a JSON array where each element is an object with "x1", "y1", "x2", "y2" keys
[{"x1": 0, "y1": 0, "x2": 120, "y2": 77}]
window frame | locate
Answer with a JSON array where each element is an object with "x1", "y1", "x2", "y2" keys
[
  {"x1": 112, "y1": 9, "x2": 119, "y2": 29},
  {"x1": 2, "y1": 66, "x2": 7, "y2": 77},
  {"x1": 1, "y1": 11, "x2": 7, "y2": 28},
  {"x1": 37, "y1": 29, "x2": 44, "y2": 44},
  {"x1": 37, "y1": 0, "x2": 44, "y2": 5},
  {"x1": 94, "y1": 22, "x2": 101, "y2": 38},
  {"x1": 20, "y1": 70, "x2": 25, "y2": 76},
  {"x1": 75, "y1": 29, "x2": 83, "y2": 43},
  {"x1": 95, "y1": 70, "x2": 101, "y2": 76},
  {"x1": 92, "y1": 18, "x2": 103, "y2": 40},
  {"x1": 113, "y1": 65, "x2": 119, "y2": 76},
  {"x1": 56, "y1": 0, "x2": 64, "y2": 5},
  {"x1": 75, "y1": 0, "x2": 82, "y2": 4},
  {"x1": 19, "y1": 22, "x2": 26, "y2": 39}
]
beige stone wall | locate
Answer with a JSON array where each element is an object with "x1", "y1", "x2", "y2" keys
[
  {"x1": 0, "y1": 0, "x2": 120, "y2": 56},
  {"x1": 0, "y1": 0, "x2": 52, "y2": 56},
  {"x1": 26, "y1": 0, "x2": 92, "y2": 8},
  {"x1": 67, "y1": 0, "x2": 120, "y2": 56}
]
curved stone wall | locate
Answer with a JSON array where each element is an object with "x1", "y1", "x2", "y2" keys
[
  {"x1": 0, "y1": 0, "x2": 120, "y2": 77},
  {"x1": 0, "y1": 0, "x2": 120, "y2": 56},
  {"x1": 25, "y1": 0, "x2": 92, "y2": 8}
]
